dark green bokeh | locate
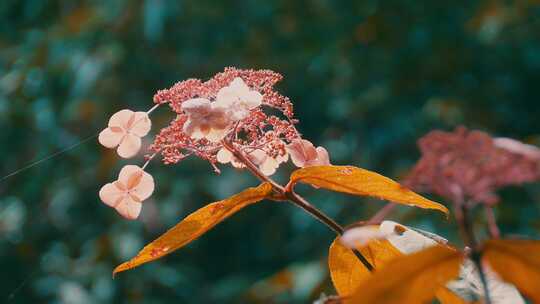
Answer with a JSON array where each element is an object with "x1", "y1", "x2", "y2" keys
[{"x1": 1, "y1": 1, "x2": 539, "y2": 303}]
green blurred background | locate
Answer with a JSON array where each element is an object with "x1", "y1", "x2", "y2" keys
[{"x1": 1, "y1": 1, "x2": 540, "y2": 303}]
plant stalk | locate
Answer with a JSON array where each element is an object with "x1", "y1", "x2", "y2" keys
[
  {"x1": 222, "y1": 140, "x2": 374, "y2": 271},
  {"x1": 367, "y1": 203, "x2": 396, "y2": 225},
  {"x1": 484, "y1": 206, "x2": 500, "y2": 239},
  {"x1": 455, "y1": 203, "x2": 491, "y2": 304}
]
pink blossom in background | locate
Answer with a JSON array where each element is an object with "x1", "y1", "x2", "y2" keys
[
  {"x1": 99, "y1": 165, "x2": 155, "y2": 220},
  {"x1": 404, "y1": 126, "x2": 540, "y2": 205},
  {"x1": 98, "y1": 109, "x2": 151, "y2": 158},
  {"x1": 286, "y1": 139, "x2": 330, "y2": 168},
  {"x1": 493, "y1": 137, "x2": 540, "y2": 160}
]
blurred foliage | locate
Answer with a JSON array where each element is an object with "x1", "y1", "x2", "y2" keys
[{"x1": 1, "y1": 0, "x2": 539, "y2": 303}]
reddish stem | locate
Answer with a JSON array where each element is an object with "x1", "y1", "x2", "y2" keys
[
  {"x1": 484, "y1": 206, "x2": 500, "y2": 239},
  {"x1": 455, "y1": 202, "x2": 491, "y2": 304},
  {"x1": 222, "y1": 140, "x2": 374, "y2": 271},
  {"x1": 367, "y1": 203, "x2": 396, "y2": 225}
]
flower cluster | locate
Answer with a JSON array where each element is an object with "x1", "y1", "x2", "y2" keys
[
  {"x1": 150, "y1": 67, "x2": 301, "y2": 170},
  {"x1": 97, "y1": 68, "x2": 330, "y2": 219},
  {"x1": 404, "y1": 126, "x2": 540, "y2": 205}
]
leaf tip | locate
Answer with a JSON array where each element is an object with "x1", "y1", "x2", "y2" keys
[
  {"x1": 418, "y1": 197, "x2": 449, "y2": 216},
  {"x1": 437, "y1": 204, "x2": 450, "y2": 216},
  {"x1": 112, "y1": 263, "x2": 130, "y2": 277}
]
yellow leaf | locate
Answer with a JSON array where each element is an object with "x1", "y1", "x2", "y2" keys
[
  {"x1": 345, "y1": 245, "x2": 462, "y2": 304},
  {"x1": 289, "y1": 165, "x2": 448, "y2": 214},
  {"x1": 113, "y1": 183, "x2": 273, "y2": 275},
  {"x1": 483, "y1": 239, "x2": 540, "y2": 303},
  {"x1": 329, "y1": 235, "x2": 402, "y2": 296}
]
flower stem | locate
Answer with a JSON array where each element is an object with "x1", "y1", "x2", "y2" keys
[
  {"x1": 285, "y1": 190, "x2": 374, "y2": 271},
  {"x1": 484, "y1": 206, "x2": 500, "y2": 239},
  {"x1": 141, "y1": 153, "x2": 156, "y2": 170},
  {"x1": 222, "y1": 140, "x2": 374, "y2": 271},
  {"x1": 146, "y1": 103, "x2": 160, "y2": 115},
  {"x1": 455, "y1": 203, "x2": 491, "y2": 304},
  {"x1": 472, "y1": 250, "x2": 491, "y2": 304},
  {"x1": 367, "y1": 203, "x2": 396, "y2": 225}
]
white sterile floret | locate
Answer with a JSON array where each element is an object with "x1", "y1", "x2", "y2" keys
[
  {"x1": 99, "y1": 165, "x2": 155, "y2": 220},
  {"x1": 380, "y1": 220, "x2": 443, "y2": 254},
  {"x1": 214, "y1": 77, "x2": 263, "y2": 121},
  {"x1": 286, "y1": 139, "x2": 330, "y2": 168},
  {"x1": 98, "y1": 109, "x2": 152, "y2": 158},
  {"x1": 447, "y1": 260, "x2": 525, "y2": 304},
  {"x1": 379, "y1": 221, "x2": 524, "y2": 303},
  {"x1": 217, "y1": 144, "x2": 289, "y2": 175},
  {"x1": 340, "y1": 225, "x2": 390, "y2": 248},
  {"x1": 216, "y1": 147, "x2": 245, "y2": 169},
  {"x1": 248, "y1": 149, "x2": 282, "y2": 176},
  {"x1": 182, "y1": 98, "x2": 231, "y2": 142}
]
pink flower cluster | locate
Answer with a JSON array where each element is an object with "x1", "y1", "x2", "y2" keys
[
  {"x1": 97, "y1": 68, "x2": 330, "y2": 219},
  {"x1": 150, "y1": 68, "x2": 301, "y2": 169},
  {"x1": 404, "y1": 127, "x2": 540, "y2": 205}
]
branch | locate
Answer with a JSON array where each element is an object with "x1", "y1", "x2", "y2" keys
[
  {"x1": 455, "y1": 203, "x2": 491, "y2": 304},
  {"x1": 222, "y1": 140, "x2": 374, "y2": 272}
]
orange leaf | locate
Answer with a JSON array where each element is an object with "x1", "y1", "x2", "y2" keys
[
  {"x1": 289, "y1": 165, "x2": 448, "y2": 214},
  {"x1": 113, "y1": 183, "x2": 273, "y2": 275},
  {"x1": 329, "y1": 234, "x2": 402, "y2": 296},
  {"x1": 345, "y1": 245, "x2": 462, "y2": 304},
  {"x1": 483, "y1": 239, "x2": 540, "y2": 303}
]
